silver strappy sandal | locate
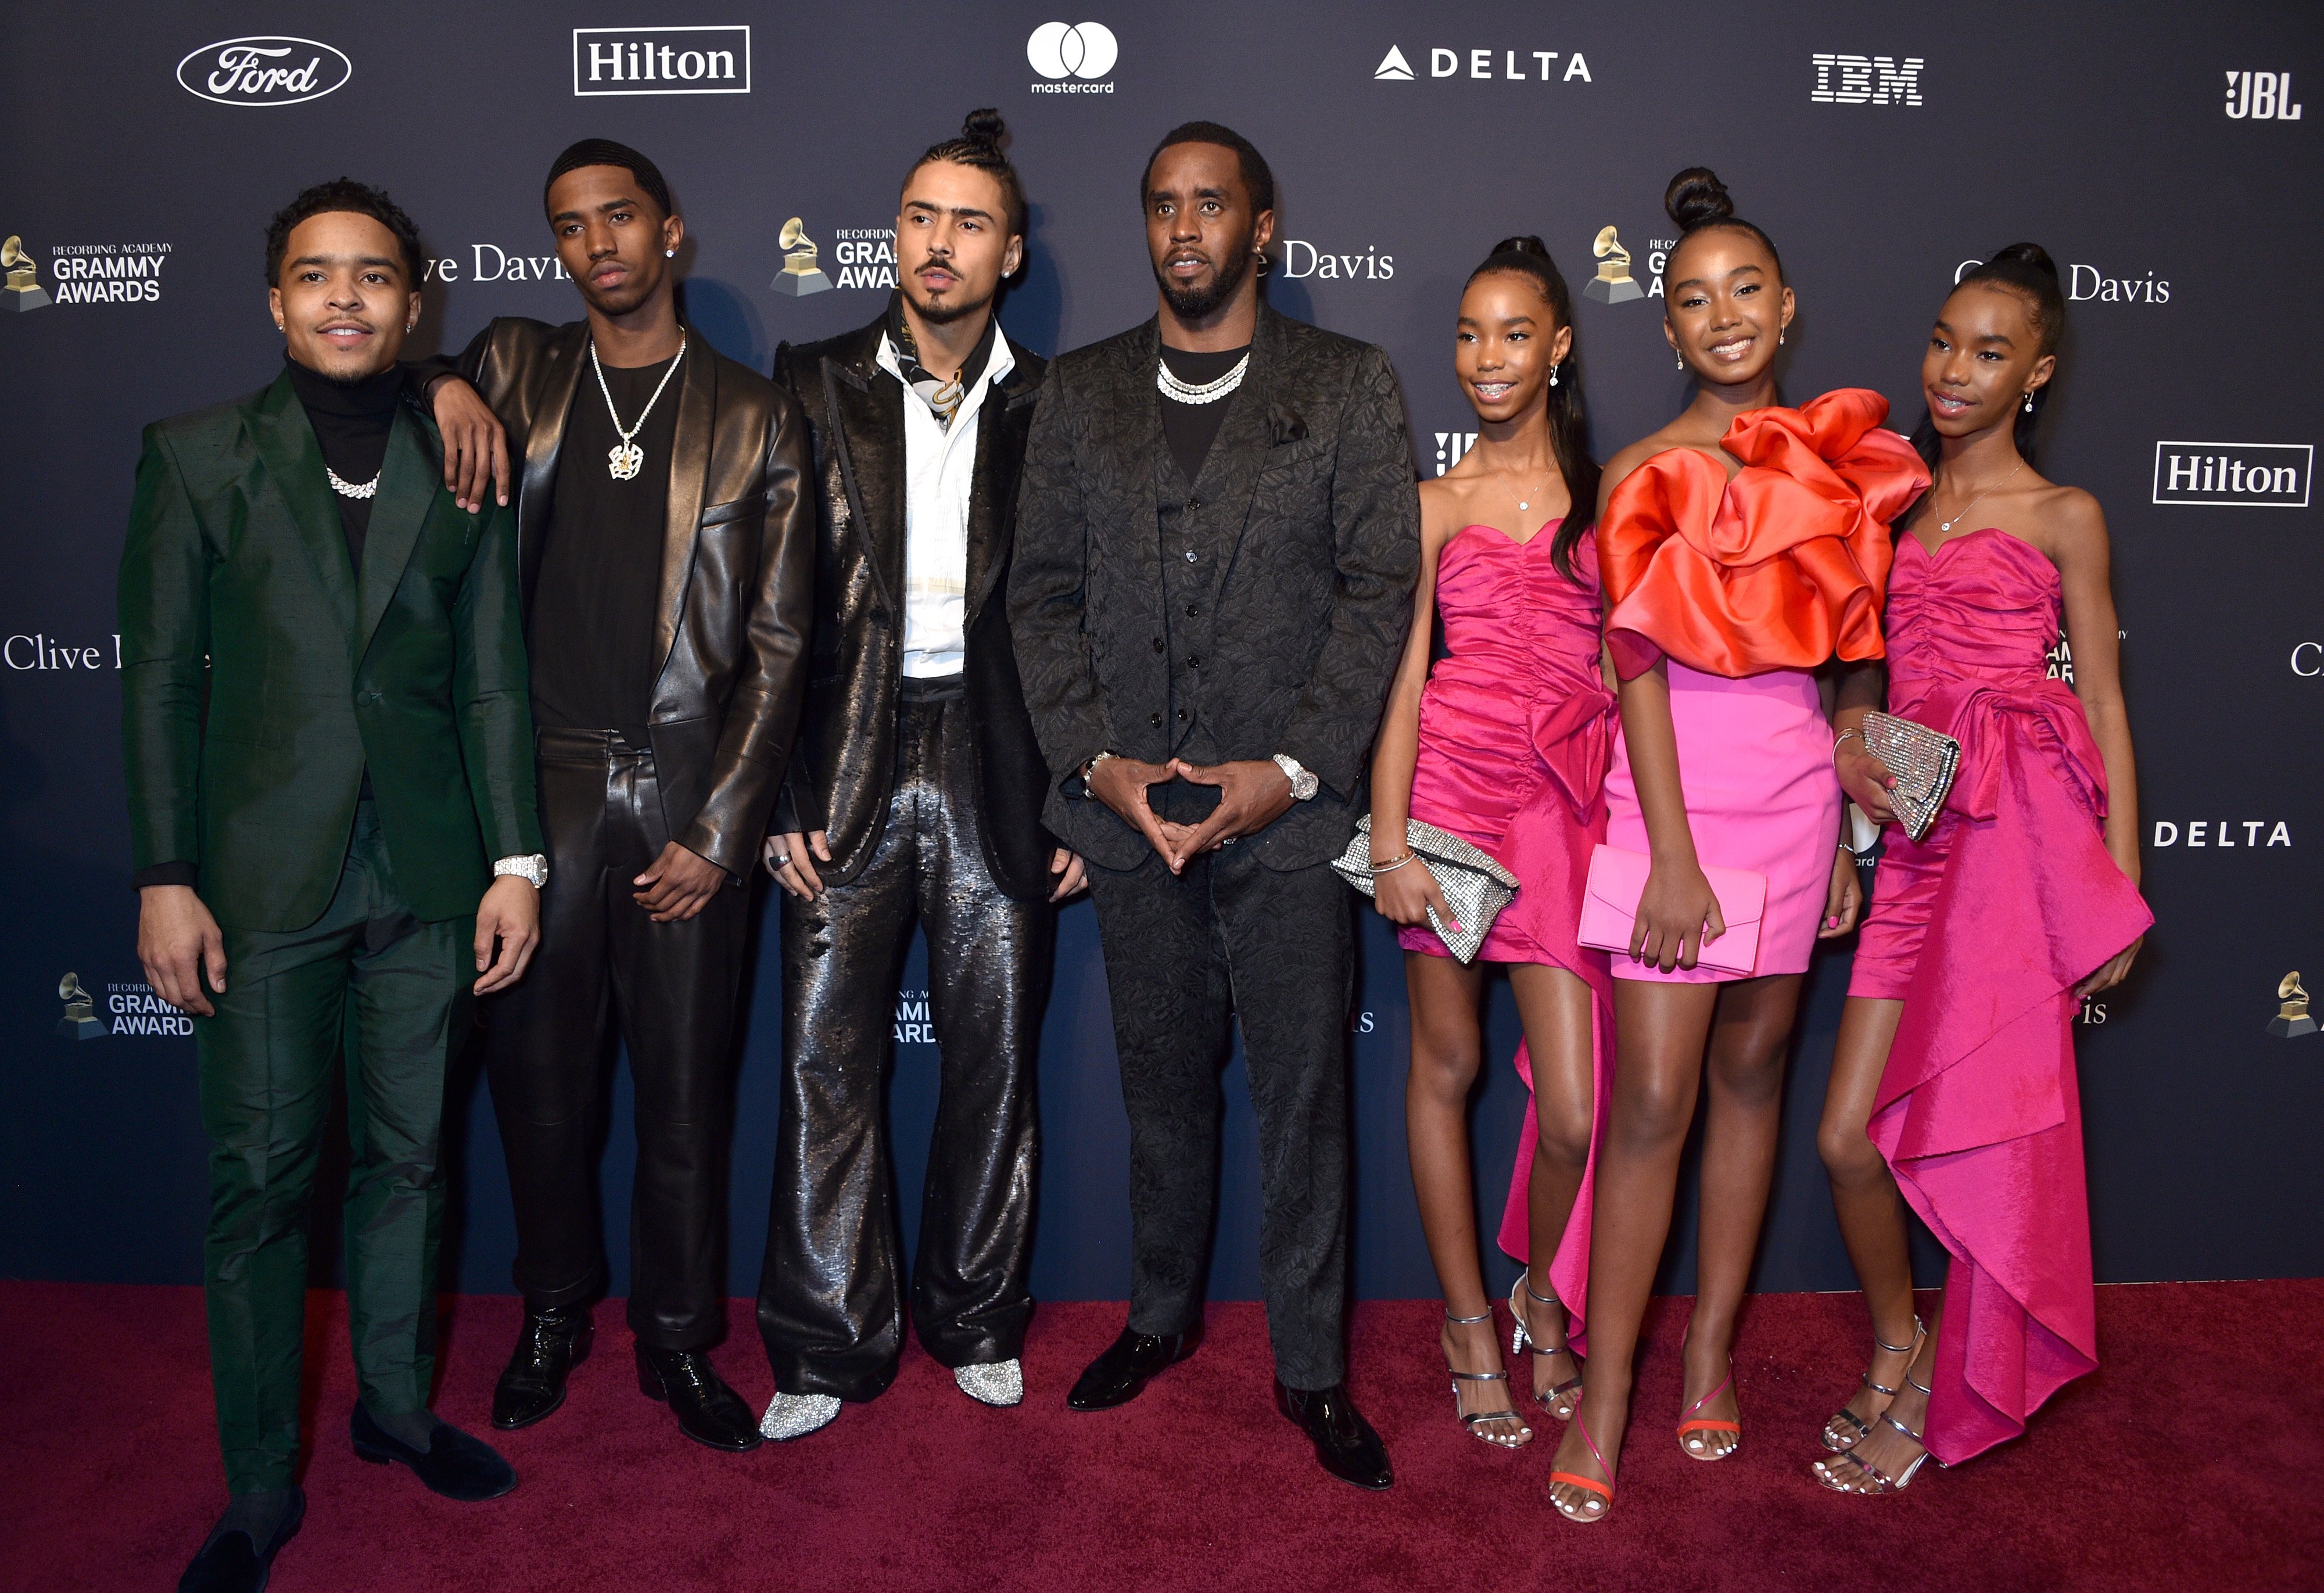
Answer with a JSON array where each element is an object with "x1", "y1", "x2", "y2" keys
[
  {"x1": 1813, "y1": 1372, "x2": 1933, "y2": 1494},
  {"x1": 1445, "y1": 1305, "x2": 1531, "y2": 1447},
  {"x1": 1823, "y1": 1314, "x2": 1925, "y2": 1452},
  {"x1": 1509, "y1": 1275, "x2": 1584, "y2": 1422}
]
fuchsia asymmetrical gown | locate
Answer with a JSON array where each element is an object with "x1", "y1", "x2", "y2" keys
[
  {"x1": 1850, "y1": 527, "x2": 2152, "y2": 1465},
  {"x1": 1399, "y1": 523, "x2": 1616, "y2": 1329}
]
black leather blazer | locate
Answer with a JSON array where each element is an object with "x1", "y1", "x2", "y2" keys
[
  {"x1": 1007, "y1": 303, "x2": 1421, "y2": 872},
  {"x1": 769, "y1": 315, "x2": 1059, "y2": 902},
  {"x1": 419, "y1": 318, "x2": 814, "y2": 878}
]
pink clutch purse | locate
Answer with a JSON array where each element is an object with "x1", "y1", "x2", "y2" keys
[{"x1": 1578, "y1": 845, "x2": 1768, "y2": 977}]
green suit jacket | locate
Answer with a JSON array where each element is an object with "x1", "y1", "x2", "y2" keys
[{"x1": 119, "y1": 369, "x2": 541, "y2": 931}]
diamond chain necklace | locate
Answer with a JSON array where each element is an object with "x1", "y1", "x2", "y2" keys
[
  {"x1": 325, "y1": 465, "x2": 379, "y2": 500},
  {"x1": 592, "y1": 332, "x2": 687, "y2": 480},
  {"x1": 1156, "y1": 350, "x2": 1250, "y2": 406}
]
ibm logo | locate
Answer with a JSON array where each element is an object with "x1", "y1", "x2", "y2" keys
[
  {"x1": 1810, "y1": 53, "x2": 1923, "y2": 106},
  {"x1": 573, "y1": 26, "x2": 749, "y2": 96},
  {"x1": 2225, "y1": 71, "x2": 2303, "y2": 121},
  {"x1": 2151, "y1": 443, "x2": 2311, "y2": 508}
]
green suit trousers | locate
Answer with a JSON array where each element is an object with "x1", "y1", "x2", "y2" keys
[{"x1": 197, "y1": 801, "x2": 471, "y2": 1494}]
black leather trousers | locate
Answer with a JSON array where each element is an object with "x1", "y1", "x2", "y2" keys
[
  {"x1": 485, "y1": 728, "x2": 749, "y2": 1351},
  {"x1": 758, "y1": 687, "x2": 1051, "y2": 1401},
  {"x1": 1084, "y1": 846, "x2": 1354, "y2": 1391}
]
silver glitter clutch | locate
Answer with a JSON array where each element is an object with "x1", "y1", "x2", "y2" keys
[
  {"x1": 1862, "y1": 710, "x2": 1961, "y2": 844},
  {"x1": 1331, "y1": 816, "x2": 1520, "y2": 964}
]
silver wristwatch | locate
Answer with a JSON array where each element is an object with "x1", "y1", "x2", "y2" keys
[
  {"x1": 1272, "y1": 754, "x2": 1319, "y2": 802},
  {"x1": 493, "y1": 853, "x2": 549, "y2": 888}
]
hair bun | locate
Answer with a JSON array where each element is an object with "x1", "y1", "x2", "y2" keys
[
  {"x1": 1665, "y1": 167, "x2": 1734, "y2": 231},
  {"x1": 962, "y1": 108, "x2": 1007, "y2": 146},
  {"x1": 1487, "y1": 234, "x2": 1551, "y2": 260},
  {"x1": 1986, "y1": 241, "x2": 2059, "y2": 282}
]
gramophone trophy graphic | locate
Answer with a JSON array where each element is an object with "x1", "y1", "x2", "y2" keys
[
  {"x1": 3, "y1": 236, "x2": 53, "y2": 311},
  {"x1": 772, "y1": 217, "x2": 832, "y2": 296},
  {"x1": 2268, "y1": 972, "x2": 2316, "y2": 1038},
  {"x1": 1583, "y1": 225, "x2": 1644, "y2": 304},
  {"x1": 56, "y1": 973, "x2": 107, "y2": 1039}
]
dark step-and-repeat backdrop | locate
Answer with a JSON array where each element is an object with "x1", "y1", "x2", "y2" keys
[{"x1": 3, "y1": 3, "x2": 2318, "y2": 1305}]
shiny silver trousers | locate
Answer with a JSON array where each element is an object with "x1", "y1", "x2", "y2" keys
[{"x1": 756, "y1": 690, "x2": 1052, "y2": 1400}]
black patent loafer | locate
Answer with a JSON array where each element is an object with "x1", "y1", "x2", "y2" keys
[
  {"x1": 1276, "y1": 1380, "x2": 1393, "y2": 1490},
  {"x1": 493, "y1": 1304, "x2": 593, "y2": 1430},
  {"x1": 1067, "y1": 1325, "x2": 1200, "y2": 1411},
  {"x1": 636, "y1": 1345, "x2": 763, "y2": 1452},
  {"x1": 178, "y1": 1489, "x2": 304, "y2": 1593},
  {"x1": 350, "y1": 1404, "x2": 518, "y2": 1501}
]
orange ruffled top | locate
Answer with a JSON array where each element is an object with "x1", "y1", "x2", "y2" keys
[{"x1": 1601, "y1": 389, "x2": 1930, "y2": 680}]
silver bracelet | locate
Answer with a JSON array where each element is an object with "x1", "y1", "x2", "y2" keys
[{"x1": 1832, "y1": 728, "x2": 1864, "y2": 762}]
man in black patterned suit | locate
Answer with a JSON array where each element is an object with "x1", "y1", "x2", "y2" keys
[{"x1": 1007, "y1": 121, "x2": 1418, "y2": 1488}]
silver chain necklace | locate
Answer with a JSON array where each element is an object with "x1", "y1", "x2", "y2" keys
[
  {"x1": 325, "y1": 465, "x2": 379, "y2": 500},
  {"x1": 1932, "y1": 457, "x2": 2025, "y2": 536},
  {"x1": 591, "y1": 332, "x2": 687, "y2": 480},
  {"x1": 1156, "y1": 350, "x2": 1250, "y2": 406}
]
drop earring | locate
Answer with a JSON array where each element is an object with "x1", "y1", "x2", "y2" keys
[
  {"x1": 1549, "y1": 363, "x2": 1559, "y2": 388},
  {"x1": 1676, "y1": 353, "x2": 1684, "y2": 370},
  {"x1": 1779, "y1": 328, "x2": 1787, "y2": 346},
  {"x1": 2022, "y1": 390, "x2": 2036, "y2": 412}
]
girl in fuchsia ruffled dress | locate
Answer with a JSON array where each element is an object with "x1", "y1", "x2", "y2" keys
[{"x1": 1813, "y1": 245, "x2": 2150, "y2": 1495}]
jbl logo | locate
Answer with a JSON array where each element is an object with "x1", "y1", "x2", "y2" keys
[
  {"x1": 2225, "y1": 71, "x2": 2302, "y2": 120},
  {"x1": 1810, "y1": 54, "x2": 1924, "y2": 106}
]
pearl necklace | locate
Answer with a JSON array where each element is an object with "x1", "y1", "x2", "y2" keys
[{"x1": 1156, "y1": 351, "x2": 1249, "y2": 406}]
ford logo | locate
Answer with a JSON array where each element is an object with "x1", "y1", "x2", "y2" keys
[{"x1": 176, "y1": 37, "x2": 352, "y2": 107}]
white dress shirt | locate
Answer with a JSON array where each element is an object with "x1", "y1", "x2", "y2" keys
[{"x1": 877, "y1": 326, "x2": 1016, "y2": 679}]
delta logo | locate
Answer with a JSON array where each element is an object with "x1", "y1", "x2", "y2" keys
[{"x1": 1373, "y1": 46, "x2": 1593, "y2": 83}]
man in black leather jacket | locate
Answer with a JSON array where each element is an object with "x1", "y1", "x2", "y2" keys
[
  {"x1": 755, "y1": 113, "x2": 1082, "y2": 1443},
  {"x1": 1008, "y1": 124, "x2": 1418, "y2": 1488},
  {"x1": 417, "y1": 139, "x2": 812, "y2": 1454}
]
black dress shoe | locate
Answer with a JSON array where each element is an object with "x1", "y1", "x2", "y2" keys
[
  {"x1": 1275, "y1": 1380, "x2": 1393, "y2": 1490},
  {"x1": 349, "y1": 1404, "x2": 518, "y2": 1501},
  {"x1": 636, "y1": 1344, "x2": 763, "y2": 1452},
  {"x1": 178, "y1": 1490, "x2": 303, "y2": 1593},
  {"x1": 1067, "y1": 1325, "x2": 1200, "y2": 1411},
  {"x1": 493, "y1": 1304, "x2": 593, "y2": 1430}
]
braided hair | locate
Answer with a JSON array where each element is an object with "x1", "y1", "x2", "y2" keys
[{"x1": 904, "y1": 109, "x2": 1027, "y2": 238}]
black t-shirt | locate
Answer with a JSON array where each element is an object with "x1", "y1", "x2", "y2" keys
[
  {"x1": 1158, "y1": 343, "x2": 1250, "y2": 486},
  {"x1": 529, "y1": 351, "x2": 684, "y2": 746}
]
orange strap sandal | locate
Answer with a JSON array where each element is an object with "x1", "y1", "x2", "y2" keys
[
  {"x1": 1676, "y1": 1363, "x2": 1740, "y2": 1461},
  {"x1": 1551, "y1": 1416, "x2": 1618, "y2": 1524}
]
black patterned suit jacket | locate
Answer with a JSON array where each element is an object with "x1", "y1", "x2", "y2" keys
[{"x1": 1007, "y1": 303, "x2": 1420, "y2": 873}]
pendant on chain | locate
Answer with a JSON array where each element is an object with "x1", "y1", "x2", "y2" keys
[{"x1": 608, "y1": 442, "x2": 644, "y2": 481}]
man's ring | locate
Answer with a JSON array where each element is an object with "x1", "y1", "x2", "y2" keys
[{"x1": 774, "y1": 854, "x2": 791, "y2": 868}]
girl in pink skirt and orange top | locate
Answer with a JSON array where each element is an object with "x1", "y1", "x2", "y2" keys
[
  {"x1": 1547, "y1": 170, "x2": 1927, "y2": 1523},
  {"x1": 1811, "y1": 246, "x2": 2149, "y2": 1495},
  {"x1": 1367, "y1": 238, "x2": 1616, "y2": 1452}
]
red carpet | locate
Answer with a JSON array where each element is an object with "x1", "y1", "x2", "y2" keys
[{"x1": 2, "y1": 1280, "x2": 2316, "y2": 1591}]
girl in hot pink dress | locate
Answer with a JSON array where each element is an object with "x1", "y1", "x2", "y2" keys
[
  {"x1": 1548, "y1": 170, "x2": 1927, "y2": 1524},
  {"x1": 1368, "y1": 238, "x2": 1614, "y2": 1451},
  {"x1": 1813, "y1": 246, "x2": 2149, "y2": 1494}
]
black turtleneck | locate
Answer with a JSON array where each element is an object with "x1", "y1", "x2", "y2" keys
[{"x1": 284, "y1": 353, "x2": 404, "y2": 572}]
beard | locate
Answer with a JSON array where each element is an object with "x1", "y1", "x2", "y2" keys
[
  {"x1": 903, "y1": 269, "x2": 995, "y2": 327},
  {"x1": 1153, "y1": 227, "x2": 1257, "y2": 321}
]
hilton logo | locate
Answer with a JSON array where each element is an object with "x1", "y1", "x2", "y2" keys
[
  {"x1": 1810, "y1": 53, "x2": 1924, "y2": 105},
  {"x1": 573, "y1": 26, "x2": 749, "y2": 95},
  {"x1": 1434, "y1": 432, "x2": 1476, "y2": 476},
  {"x1": 2151, "y1": 443, "x2": 2311, "y2": 507}
]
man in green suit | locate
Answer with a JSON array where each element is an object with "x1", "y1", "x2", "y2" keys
[{"x1": 120, "y1": 180, "x2": 546, "y2": 1593}]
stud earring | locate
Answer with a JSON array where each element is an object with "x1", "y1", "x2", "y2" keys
[{"x1": 665, "y1": 248, "x2": 675, "y2": 259}]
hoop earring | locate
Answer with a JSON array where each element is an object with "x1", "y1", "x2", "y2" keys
[{"x1": 2022, "y1": 390, "x2": 2036, "y2": 412}]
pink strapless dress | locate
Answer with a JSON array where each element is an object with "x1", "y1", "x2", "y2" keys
[
  {"x1": 1852, "y1": 528, "x2": 2152, "y2": 1465},
  {"x1": 1400, "y1": 524, "x2": 1616, "y2": 1328}
]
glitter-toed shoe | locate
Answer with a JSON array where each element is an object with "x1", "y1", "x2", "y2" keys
[
  {"x1": 759, "y1": 1390, "x2": 841, "y2": 1443},
  {"x1": 955, "y1": 1359, "x2": 1024, "y2": 1407}
]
